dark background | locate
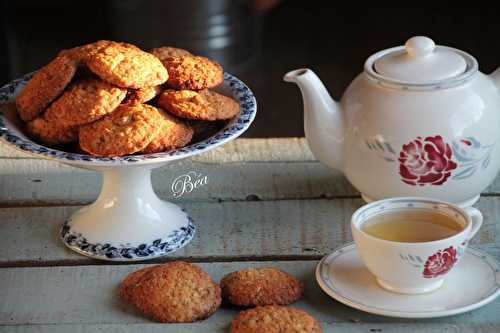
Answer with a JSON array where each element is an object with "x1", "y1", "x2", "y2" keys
[{"x1": 1, "y1": 1, "x2": 499, "y2": 137}]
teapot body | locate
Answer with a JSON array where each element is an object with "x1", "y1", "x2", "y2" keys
[{"x1": 340, "y1": 72, "x2": 500, "y2": 206}]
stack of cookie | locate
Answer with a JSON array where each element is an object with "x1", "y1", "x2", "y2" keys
[
  {"x1": 221, "y1": 267, "x2": 322, "y2": 333},
  {"x1": 120, "y1": 262, "x2": 323, "y2": 332},
  {"x1": 15, "y1": 41, "x2": 240, "y2": 157}
]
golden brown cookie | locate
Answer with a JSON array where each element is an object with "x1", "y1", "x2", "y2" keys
[
  {"x1": 221, "y1": 267, "x2": 303, "y2": 306},
  {"x1": 162, "y1": 56, "x2": 223, "y2": 90},
  {"x1": 123, "y1": 85, "x2": 163, "y2": 105},
  {"x1": 124, "y1": 262, "x2": 221, "y2": 323},
  {"x1": 69, "y1": 40, "x2": 141, "y2": 63},
  {"x1": 79, "y1": 104, "x2": 162, "y2": 157},
  {"x1": 120, "y1": 266, "x2": 155, "y2": 302},
  {"x1": 43, "y1": 79, "x2": 127, "y2": 127},
  {"x1": 150, "y1": 46, "x2": 192, "y2": 61},
  {"x1": 141, "y1": 110, "x2": 193, "y2": 153},
  {"x1": 86, "y1": 43, "x2": 168, "y2": 88},
  {"x1": 25, "y1": 116, "x2": 78, "y2": 145},
  {"x1": 157, "y1": 89, "x2": 239, "y2": 121},
  {"x1": 16, "y1": 51, "x2": 78, "y2": 122},
  {"x1": 231, "y1": 306, "x2": 323, "y2": 333}
]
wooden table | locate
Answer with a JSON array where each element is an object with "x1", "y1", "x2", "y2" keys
[{"x1": 0, "y1": 138, "x2": 499, "y2": 332}]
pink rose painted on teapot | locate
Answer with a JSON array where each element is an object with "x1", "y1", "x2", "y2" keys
[{"x1": 399, "y1": 136, "x2": 457, "y2": 186}]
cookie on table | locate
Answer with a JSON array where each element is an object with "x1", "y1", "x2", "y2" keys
[
  {"x1": 43, "y1": 79, "x2": 127, "y2": 127},
  {"x1": 231, "y1": 306, "x2": 323, "y2": 333},
  {"x1": 150, "y1": 46, "x2": 192, "y2": 61},
  {"x1": 16, "y1": 51, "x2": 78, "y2": 122},
  {"x1": 123, "y1": 262, "x2": 221, "y2": 323},
  {"x1": 221, "y1": 267, "x2": 303, "y2": 306},
  {"x1": 141, "y1": 110, "x2": 193, "y2": 154},
  {"x1": 86, "y1": 43, "x2": 168, "y2": 88},
  {"x1": 79, "y1": 104, "x2": 162, "y2": 157},
  {"x1": 123, "y1": 85, "x2": 163, "y2": 105},
  {"x1": 162, "y1": 55, "x2": 223, "y2": 90},
  {"x1": 26, "y1": 117, "x2": 78, "y2": 145},
  {"x1": 120, "y1": 266, "x2": 155, "y2": 302},
  {"x1": 157, "y1": 89, "x2": 239, "y2": 121}
]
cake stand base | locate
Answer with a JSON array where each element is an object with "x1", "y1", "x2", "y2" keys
[{"x1": 60, "y1": 167, "x2": 195, "y2": 261}]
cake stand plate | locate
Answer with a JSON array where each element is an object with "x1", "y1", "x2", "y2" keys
[{"x1": 0, "y1": 72, "x2": 256, "y2": 261}]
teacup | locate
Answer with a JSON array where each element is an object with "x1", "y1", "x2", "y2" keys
[{"x1": 351, "y1": 197, "x2": 482, "y2": 294}]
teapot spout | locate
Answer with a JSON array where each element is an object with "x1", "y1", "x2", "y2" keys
[
  {"x1": 491, "y1": 67, "x2": 500, "y2": 91},
  {"x1": 284, "y1": 69, "x2": 345, "y2": 172}
]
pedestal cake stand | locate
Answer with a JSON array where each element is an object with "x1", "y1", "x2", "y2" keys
[{"x1": 0, "y1": 73, "x2": 256, "y2": 261}]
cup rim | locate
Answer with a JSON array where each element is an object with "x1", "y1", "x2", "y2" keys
[{"x1": 351, "y1": 197, "x2": 472, "y2": 247}]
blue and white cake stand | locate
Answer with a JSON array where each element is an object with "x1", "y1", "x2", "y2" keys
[{"x1": 0, "y1": 73, "x2": 256, "y2": 261}]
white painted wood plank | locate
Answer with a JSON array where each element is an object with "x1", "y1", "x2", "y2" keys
[
  {"x1": 1, "y1": 197, "x2": 498, "y2": 264},
  {"x1": 0, "y1": 159, "x2": 353, "y2": 205},
  {"x1": 0, "y1": 261, "x2": 499, "y2": 326},
  {"x1": 2, "y1": 138, "x2": 500, "y2": 204},
  {"x1": 0, "y1": 138, "x2": 315, "y2": 162},
  {"x1": 1, "y1": 158, "x2": 500, "y2": 205},
  {"x1": 1, "y1": 323, "x2": 499, "y2": 333}
]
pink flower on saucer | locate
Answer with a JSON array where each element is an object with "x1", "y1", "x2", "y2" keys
[
  {"x1": 423, "y1": 246, "x2": 458, "y2": 278},
  {"x1": 399, "y1": 135, "x2": 457, "y2": 186}
]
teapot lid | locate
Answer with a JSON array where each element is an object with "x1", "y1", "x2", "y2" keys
[{"x1": 367, "y1": 36, "x2": 478, "y2": 88}]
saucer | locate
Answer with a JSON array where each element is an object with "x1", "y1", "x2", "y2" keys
[{"x1": 316, "y1": 242, "x2": 500, "y2": 318}]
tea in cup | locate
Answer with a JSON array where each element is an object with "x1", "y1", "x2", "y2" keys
[{"x1": 351, "y1": 197, "x2": 482, "y2": 294}]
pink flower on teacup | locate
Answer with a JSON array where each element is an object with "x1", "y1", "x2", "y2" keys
[
  {"x1": 399, "y1": 135, "x2": 458, "y2": 186},
  {"x1": 422, "y1": 246, "x2": 458, "y2": 278}
]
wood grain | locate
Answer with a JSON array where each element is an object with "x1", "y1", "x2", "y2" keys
[
  {"x1": 1, "y1": 323, "x2": 499, "y2": 333},
  {"x1": 1, "y1": 197, "x2": 498, "y2": 265},
  {"x1": 1, "y1": 138, "x2": 500, "y2": 206},
  {"x1": 0, "y1": 261, "x2": 499, "y2": 327},
  {"x1": 0, "y1": 159, "x2": 355, "y2": 206}
]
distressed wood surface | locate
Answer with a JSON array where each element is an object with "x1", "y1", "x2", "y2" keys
[
  {"x1": 0, "y1": 159, "x2": 354, "y2": 206},
  {"x1": 1, "y1": 197, "x2": 499, "y2": 265},
  {"x1": 1, "y1": 261, "x2": 499, "y2": 328},
  {"x1": 1, "y1": 138, "x2": 500, "y2": 331},
  {"x1": 1, "y1": 138, "x2": 499, "y2": 206},
  {"x1": 2, "y1": 323, "x2": 499, "y2": 333}
]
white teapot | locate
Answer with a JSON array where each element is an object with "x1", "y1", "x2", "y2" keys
[{"x1": 284, "y1": 36, "x2": 500, "y2": 207}]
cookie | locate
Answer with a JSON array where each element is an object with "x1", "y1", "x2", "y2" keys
[
  {"x1": 120, "y1": 266, "x2": 155, "y2": 302},
  {"x1": 162, "y1": 56, "x2": 223, "y2": 90},
  {"x1": 43, "y1": 79, "x2": 127, "y2": 127},
  {"x1": 16, "y1": 51, "x2": 78, "y2": 122},
  {"x1": 69, "y1": 40, "x2": 141, "y2": 63},
  {"x1": 141, "y1": 110, "x2": 193, "y2": 153},
  {"x1": 157, "y1": 89, "x2": 239, "y2": 121},
  {"x1": 221, "y1": 267, "x2": 303, "y2": 306},
  {"x1": 150, "y1": 46, "x2": 192, "y2": 61},
  {"x1": 79, "y1": 104, "x2": 162, "y2": 156},
  {"x1": 124, "y1": 262, "x2": 221, "y2": 323},
  {"x1": 123, "y1": 85, "x2": 163, "y2": 105},
  {"x1": 87, "y1": 43, "x2": 168, "y2": 88},
  {"x1": 231, "y1": 306, "x2": 323, "y2": 333},
  {"x1": 26, "y1": 116, "x2": 78, "y2": 145}
]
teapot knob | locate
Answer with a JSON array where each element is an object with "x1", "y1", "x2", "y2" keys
[{"x1": 405, "y1": 36, "x2": 435, "y2": 58}]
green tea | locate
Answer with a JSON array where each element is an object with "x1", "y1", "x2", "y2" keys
[{"x1": 361, "y1": 210, "x2": 463, "y2": 242}]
